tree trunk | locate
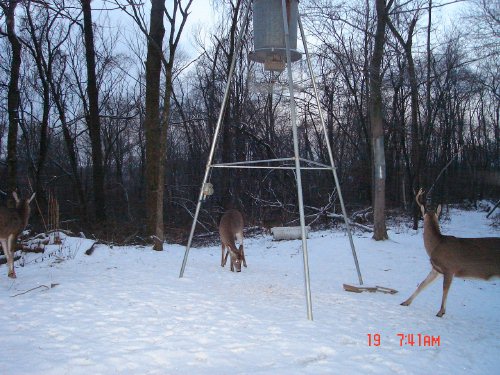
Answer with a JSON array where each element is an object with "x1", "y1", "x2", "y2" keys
[
  {"x1": 369, "y1": 0, "x2": 391, "y2": 240},
  {"x1": 407, "y1": 47, "x2": 420, "y2": 230},
  {"x1": 81, "y1": 0, "x2": 107, "y2": 223},
  {"x1": 24, "y1": 4, "x2": 51, "y2": 208},
  {"x1": 48, "y1": 59, "x2": 89, "y2": 222},
  {"x1": 144, "y1": 0, "x2": 166, "y2": 250},
  {"x1": 3, "y1": 0, "x2": 22, "y2": 193},
  {"x1": 388, "y1": 14, "x2": 420, "y2": 229},
  {"x1": 220, "y1": 0, "x2": 242, "y2": 210}
]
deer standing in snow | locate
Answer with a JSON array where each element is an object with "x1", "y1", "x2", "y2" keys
[
  {"x1": 219, "y1": 209, "x2": 246, "y2": 272},
  {"x1": 401, "y1": 189, "x2": 500, "y2": 317},
  {"x1": 0, "y1": 192, "x2": 35, "y2": 278}
]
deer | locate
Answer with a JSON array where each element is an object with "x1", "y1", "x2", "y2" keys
[
  {"x1": 0, "y1": 192, "x2": 36, "y2": 278},
  {"x1": 219, "y1": 209, "x2": 246, "y2": 272},
  {"x1": 401, "y1": 189, "x2": 500, "y2": 317}
]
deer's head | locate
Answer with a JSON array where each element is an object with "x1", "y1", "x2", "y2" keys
[
  {"x1": 228, "y1": 245, "x2": 244, "y2": 272},
  {"x1": 12, "y1": 191, "x2": 36, "y2": 227},
  {"x1": 416, "y1": 188, "x2": 441, "y2": 222}
]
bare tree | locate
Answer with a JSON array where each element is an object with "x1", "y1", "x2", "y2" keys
[
  {"x1": 20, "y1": 0, "x2": 71, "y2": 206},
  {"x1": 50, "y1": 27, "x2": 89, "y2": 222},
  {"x1": 369, "y1": 0, "x2": 393, "y2": 240},
  {"x1": 387, "y1": 2, "x2": 422, "y2": 229},
  {"x1": 0, "y1": 0, "x2": 22, "y2": 193},
  {"x1": 218, "y1": 0, "x2": 244, "y2": 209},
  {"x1": 80, "y1": 0, "x2": 106, "y2": 223},
  {"x1": 463, "y1": 0, "x2": 500, "y2": 55},
  {"x1": 116, "y1": 0, "x2": 193, "y2": 249},
  {"x1": 305, "y1": 0, "x2": 375, "y2": 203}
]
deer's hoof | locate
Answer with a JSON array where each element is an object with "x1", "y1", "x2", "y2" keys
[
  {"x1": 400, "y1": 301, "x2": 410, "y2": 306},
  {"x1": 8, "y1": 271, "x2": 16, "y2": 279},
  {"x1": 436, "y1": 311, "x2": 445, "y2": 317}
]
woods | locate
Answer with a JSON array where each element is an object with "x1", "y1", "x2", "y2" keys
[{"x1": 0, "y1": 0, "x2": 498, "y2": 242}]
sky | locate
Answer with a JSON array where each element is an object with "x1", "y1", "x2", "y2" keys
[
  {"x1": 93, "y1": 0, "x2": 217, "y2": 59},
  {"x1": 91, "y1": 0, "x2": 467, "y2": 60}
]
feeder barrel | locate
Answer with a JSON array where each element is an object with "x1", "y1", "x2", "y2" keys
[{"x1": 249, "y1": 0, "x2": 302, "y2": 70}]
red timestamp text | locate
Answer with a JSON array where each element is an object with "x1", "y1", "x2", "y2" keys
[
  {"x1": 367, "y1": 333, "x2": 441, "y2": 347},
  {"x1": 397, "y1": 333, "x2": 441, "y2": 347},
  {"x1": 367, "y1": 333, "x2": 381, "y2": 346}
]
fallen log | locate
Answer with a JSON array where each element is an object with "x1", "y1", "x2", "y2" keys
[{"x1": 343, "y1": 284, "x2": 398, "y2": 294}]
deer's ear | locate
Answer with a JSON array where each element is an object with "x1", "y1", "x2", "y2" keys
[
  {"x1": 436, "y1": 204, "x2": 442, "y2": 217},
  {"x1": 12, "y1": 191, "x2": 20, "y2": 204}
]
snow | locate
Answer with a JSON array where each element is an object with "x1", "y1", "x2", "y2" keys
[{"x1": 1, "y1": 207, "x2": 499, "y2": 374}]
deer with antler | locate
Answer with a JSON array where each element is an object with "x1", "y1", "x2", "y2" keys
[
  {"x1": 401, "y1": 189, "x2": 500, "y2": 317},
  {"x1": 0, "y1": 192, "x2": 36, "y2": 278}
]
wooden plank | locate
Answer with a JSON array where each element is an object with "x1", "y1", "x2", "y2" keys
[{"x1": 343, "y1": 284, "x2": 398, "y2": 294}]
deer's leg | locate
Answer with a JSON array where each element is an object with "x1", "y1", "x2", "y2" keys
[
  {"x1": 1, "y1": 240, "x2": 11, "y2": 277},
  {"x1": 437, "y1": 273, "x2": 453, "y2": 317},
  {"x1": 236, "y1": 233, "x2": 246, "y2": 267},
  {"x1": 221, "y1": 244, "x2": 230, "y2": 267},
  {"x1": 223, "y1": 247, "x2": 230, "y2": 268},
  {"x1": 401, "y1": 268, "x2": 439, "y2": 306},
  {"x1": 241, "y1": 246, "x2": 247, "y2": 268},
  {"x1": 221, "y1": 244, "x2": 226, "y2": 267},
  {"x1": 8, "y1": 235, "x2": 17, "y2": 278},
  {"x1": 5, "y1": 236, "x2": 16, "y2": 278}
]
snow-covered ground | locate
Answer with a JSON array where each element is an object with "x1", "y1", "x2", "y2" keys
[{"x1": 1, "y1": 206, "x2": 499, "y2": 374}]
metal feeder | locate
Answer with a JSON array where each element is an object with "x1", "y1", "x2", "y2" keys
[{"x1": 248, "y1": 0, "x2": 302, "y2": 71}]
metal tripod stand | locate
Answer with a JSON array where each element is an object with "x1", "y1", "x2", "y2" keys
[{"x1": 179, "y1": 0, "x2": 363, "y2": 321}]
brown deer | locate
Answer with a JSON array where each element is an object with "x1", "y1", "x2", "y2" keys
[
  {"x1": 401, "y1": 189, "x2": 500, "y2": 317},
  {"x1": 219, "y1": 209, "x2": 246, "y2": 272},
  {"x1": 0, "y1": 192, "x2": 36, "y2": 278}
]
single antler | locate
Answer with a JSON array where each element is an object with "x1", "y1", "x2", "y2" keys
[{"x1": 415, "y1": 188, "x2": 425, "y2": 216}]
